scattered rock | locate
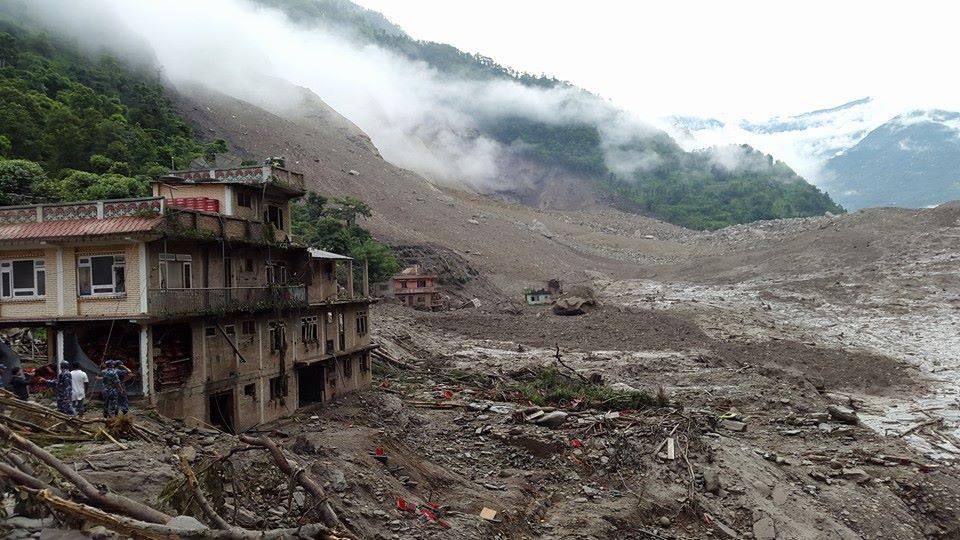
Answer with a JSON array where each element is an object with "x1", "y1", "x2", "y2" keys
[
  {"x1": 703, "y1": 468, "x2": 721, "y2": 494},
  {"x1": 826, "y1": 405, "x2": 859, "y2": 425},
  {"x1": 752, "y1": 513, "x2": 777, "y2": 540},
  {"x1": 719, "y1": 419, "x2": 747, "y2": 432},
  {"x1": 534, "y1": 411, "x2": 569, "y2": 429}
]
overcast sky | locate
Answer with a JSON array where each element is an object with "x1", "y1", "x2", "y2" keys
[{"x1": 353, "y1": 0, "x2": 959, "y2": 120}]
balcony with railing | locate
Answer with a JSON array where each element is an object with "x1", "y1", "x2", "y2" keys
[{"x1": 148, "y1": 286, "x2": 307, "y2": 317}]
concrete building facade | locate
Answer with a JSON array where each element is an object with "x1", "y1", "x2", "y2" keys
[{"x1": 0, "y1": 165, "x2": 373, "y2": 432}]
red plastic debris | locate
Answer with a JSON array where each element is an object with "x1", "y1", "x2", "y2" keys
[
  {"x1": 442, "y1": 389, "x2": 454, "y2": 399},
  {"x1": 396, "y1": 497, "x2": 416, "y2": 513},
  {"x1": 375, "y1": 447, "x2": 385, "y2": 456},
  {"x1": 570, "y1": 438, "x2": 583, "y2": 448}
]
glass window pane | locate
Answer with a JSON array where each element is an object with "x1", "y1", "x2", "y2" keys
[
  {"x1": 91, "y1": 256, "x2": 113, "y2": 286},
  {"x1": 12, "y1": 260, "x2": 34, "y2": 289},
  {"x1": 114, "y1": 265, "x2": 125, "y2": 293},
  {"x1": 2, "y1": 272, "x2": 10, "y2": 297},
  {"x1": 78, "y1": 267, "x2": 91, "y2": 295},
  {"x1": 36, "y1": 270, "x2": 45, "y2": 296}
]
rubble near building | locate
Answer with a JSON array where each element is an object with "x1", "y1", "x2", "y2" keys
[{"x1": 0, "y1": 164, "x2": 374, "y2": 432}]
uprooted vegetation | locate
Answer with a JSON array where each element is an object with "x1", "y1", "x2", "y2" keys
[{"x1": 502, "y1": 367, "x2": 662, "y2": 411}]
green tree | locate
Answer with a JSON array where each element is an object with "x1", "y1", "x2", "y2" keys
[
  {"x1": 328, "y1": 196, "x2": 372, "y2": 227},
  {"x1": 0, "y1": 159, "x2": 45, "y2": 205}
]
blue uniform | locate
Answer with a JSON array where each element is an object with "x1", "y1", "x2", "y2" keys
[
  {"x1": 114, "y1": 367, "x2": 129, "y2": 415},
  {"x1": 101, "y1": 368, "x2": 120, "y2": 417},
  {"x1": 54, "y1": 370, "x2": 75, "y2": 415}
]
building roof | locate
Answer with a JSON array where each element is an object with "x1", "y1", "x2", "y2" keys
[
  {"x1": 0, "y1": 215, "x2": 163, "y2": 242},
  {"x1": 308, "y1": 247, "x2": 352, "y2": 260},
  {"x1": 159, "y1": 165, "x2": 306, "y2": 195}
]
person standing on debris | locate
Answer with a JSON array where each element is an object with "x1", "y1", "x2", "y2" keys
[
  {"x1": 113, "y1": 360, "x2": 132, "y2": 415},
  {"x1": 69, "y1": 362, "x2": 88, "y2": 417},
  {"x1": 100, "y1": 360, "x2": 119, "y2": 418},
  {"x1": 9, "y1": 366, "x2": 29, "y2": 401},
  {"x1": 49, "y1": 362, "x2": 75, "y2": 415}
]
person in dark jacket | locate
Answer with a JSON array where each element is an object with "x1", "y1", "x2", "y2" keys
[
  {"x1": 9, "y1": 367, "x2": 29, "y2": 401},
  {"x1": 49, "y1": 362, "x2": 75, "y2": 415}
]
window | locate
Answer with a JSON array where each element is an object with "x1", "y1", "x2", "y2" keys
[
  {"x1": 337, "y1": 313, "x2": 346, "y2": 351},
  {"x1": 417, "y1": 296, "x2": 425, "y2": 304},
  {"x1": 266, "y1": 262, "x2": 287, "y2": 285},
  {"x1": 265, "y1": 205, "x2": 285, "y2": 230},
  {"x1": 244, "y1": 258, "x2": 254, "y2": 272},
  {"x1": 342, "y1": 356, "x2": 353, "y2": 378},
  {"x1": 159, "y1": 254, "x2": 192, "y2": 289},
  {"x1": 240, "y1": 320, "x2": 256, "y2": 335},
  {"x1": 355, "y1": 311, "x2": 368, "y2": 336},
  {"x1": 417, "y1": 279, "x2": 426, "y2": 288},
  {"x1": 269, "y1": 376, "x2": 285, "y2": 400},
  {"x1": 0, "y1": 259, "x2": 45, "y2": 298},
  {"x1": 237, "y1": 191, "x2": 252, "y2": 208},
  {"x1": 399, "y1": 280, "x2": 408, "y2": 289},
  {"x1": 78, "y1": 255, "x2": 124, "y2": 296},
  {"x1": 359, "y1": 352, "x2": 369, "y2": 373},
  {"x1": 301, "y1": 316, "x2": 319, "y2": 344},
  {"x1": 268, "y1": 321, "x2": 285, "y2": 353},
  {"x1": 204, "y1": 326, "x2": 217, "y2": 337},
  {"x1": 244, "y1": 383, "x2": 256, "y2": 397}
]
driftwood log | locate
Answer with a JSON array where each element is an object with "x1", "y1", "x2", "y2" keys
[
  {"x1": 34, "y1": 488, "x2": 339, "y2": 539},
  {"x1": 0, "y1": 422, "x2": 172, "y2": 524}
]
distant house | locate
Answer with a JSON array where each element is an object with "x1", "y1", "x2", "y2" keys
[
  {"x1": 524, "y1": 288, "x2": 552, "y2": 305},
  {"x1": 393, "y1": 265, "x2": 440, "y2": 309}
]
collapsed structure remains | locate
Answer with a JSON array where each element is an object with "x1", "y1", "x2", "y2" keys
[{"x1": 0, "y1": 165, "x2": 373, "y2": 432}]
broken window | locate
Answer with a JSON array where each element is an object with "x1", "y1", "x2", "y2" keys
[
  {"x1": 355, "y1": 311, "x2": 368, "y2": 336},
  {"x1": 266, "y1": 261, "x2": 287, "y2": 285},
  {"x1": 359, "y1": 352, "x2": 369, "y2": 373},
  {"x1": 204, "y1": 326, "x2": 217, "y2": 337},
  {"x1": 159, "y1": 254, "x2": 192, "y2": 289},
  {"x1": 269, "y1": 375, "x2": 285, "y2": 400},
  {"x1": 78, "y1": 255, "x2": 124, "y2": 296},
  {"x1": 265, "y1": 205, "x2": 285, "y2": 230},
  {"x1": 301, "y1": 316, "x2": 319, "y2": 344},
  {"x1": 337, "y1": 313, "x2": 345, "y2": 351},
  {"x1": 342, "y1": 356, "x2": 353, "y2": 378},
  {"x1": 244, "y1": 383, "x2": 256, "y2": 397},
  {"x1": 268, "y1": 321, "x2": 286, "y2": 353},
  {"x1": 0, "y1": 259, "x2": 45, "y2": 298}
]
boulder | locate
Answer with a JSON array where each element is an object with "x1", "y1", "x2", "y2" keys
[
  {"x1": 534, "y1": 411, "x2": 569, "y2": 429},
  {"x1": 827, "y1": 404, "x2": 859, "y2": 425}
]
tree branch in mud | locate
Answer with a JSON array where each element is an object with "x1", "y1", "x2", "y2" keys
[
  {"x1": 178, "y1": 453, "x2": 231, "y2": 530},
  {"x1": 0, "y1": 422, "x2": 172, "y2": 524},
  {"x1": 237, "y1": 434, "x2": 342, "y2": 530},
  {"x1": 553, "y1": 343, "x2": 591, "y2": 384}
]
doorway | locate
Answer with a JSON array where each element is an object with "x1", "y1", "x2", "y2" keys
[
  {"x1": 297, "y1": 363, "x2": 325, "y2": 407},
  {"x1": 209, "y1": 390, "x2": 235, "y2": 433}
]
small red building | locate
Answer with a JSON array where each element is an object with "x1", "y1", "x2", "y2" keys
[{"x1": 393, "y1": 265, "x2": 439, "y2": 309}]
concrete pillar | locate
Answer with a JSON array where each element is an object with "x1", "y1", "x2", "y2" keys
[
  {"x1": 362, "y1": 259, "x2": 369, "y2": 298},
  {"x1": 347, "y1": 260, "x2": 354, "y2": 298},
  {"x1": 55, "y1": 330, "x2": 64, "y2": 372},
  {"x1": 139, "y1": 325, "x2": 151, "y2": 399}
]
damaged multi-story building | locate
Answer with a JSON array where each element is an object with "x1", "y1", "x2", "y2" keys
[{"x1": 0, "y1": 164, "x2": 373, "y2": 432}]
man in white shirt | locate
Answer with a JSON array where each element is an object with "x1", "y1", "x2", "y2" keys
[{"x1": 69, "y1": 362, "x2": 89, "y2": 417}]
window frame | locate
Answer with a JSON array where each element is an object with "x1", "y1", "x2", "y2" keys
[
  {"x1": 0, "y1": 259, "x2": 45, "y2": 299},
  {"x1": 237, "y1": 191, "x2": 253, "y2": 209},
  {"x1": 78, "y1": 254, "x2": 125, "y2": 297},
  {"x1": 159, "y1": 254, "x2": 192, "y2": 289},
  {"x1": 355, "y1": 311, "x2": 368, "y2": 336}
]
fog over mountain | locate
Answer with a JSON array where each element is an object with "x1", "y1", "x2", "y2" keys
[{"x1": 670, "y1": 97, "x2": 960, "y2": 210}]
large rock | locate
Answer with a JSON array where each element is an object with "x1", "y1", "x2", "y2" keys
[
  {"x1": 534, "y1": 411, "x2": 569, "y2": 428},
  {"x1": 165, "y1": 515, "x2": 208, "y2": 534},
  {"x1": 826, "y1": 405, "x2": 859, "y2": 425}
]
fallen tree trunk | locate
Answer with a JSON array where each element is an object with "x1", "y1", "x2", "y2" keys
[
  {"x1": 34, "y1": 488, "x2": 339, "y2": 539},
  {"x1": 0, "y1": 462, "x2": 60, "y2": 494},
  {"x1": 237, "y1": 434, "x2": 341, "y2": 529},
  {"x1": 0, "y1": 422, "x2": 171, "y2": 524}
]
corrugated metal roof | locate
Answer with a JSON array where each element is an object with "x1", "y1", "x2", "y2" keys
[
  {"x1": 0, "y1": 216, "x2": 163, "y2": 241},
  {"x1": 308, "y1": 247, "x2": 352, "y2": 260}
]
